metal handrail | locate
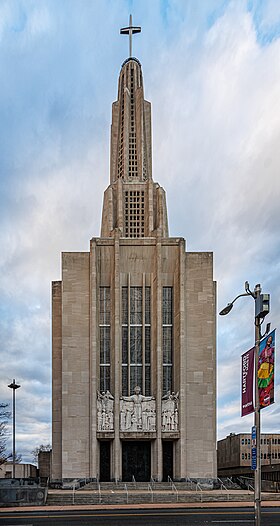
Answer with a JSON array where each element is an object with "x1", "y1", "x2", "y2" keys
[
  {"x1": 124, "y1": 483, "x2": 128, "y2": 504},
  {"x1": 217, "y1": 477, "x2": 228, "y2": 492},
  {"x1": 148, "y1": 483, "x2": 153, "y2": 503},
  {"x1": 167, "y1": 475, "x2": 173, "y2": 487},
  {"x1": 186, "y1": 477, "x2": 194, "y2": 490},
  {"x1": 196, "y1": 482, "x2": 203, "y2": 502},
  {"x1": 237, "y1": 475, "x2": 255, "y2": 494},
  {"x1": 72, "y1": 479, "x2": 78, "y2": 504},
  {"x1": 226, "y1": 477, "x2": 234, "y2": 488},
  {"x1": 98, "y1": 482, "x2": 101, "y2": 504},
  {"x1": 132, "y1": 474, "x2": 136, "y2": 488},
  {"x1": 171, "y1": 481, "x2": 178, "y2": 502},
  {"x1": 150, "y1": 476, "x2": 156, "y2": 489}
]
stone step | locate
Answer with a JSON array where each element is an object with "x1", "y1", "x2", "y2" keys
[
  {"x1": 47, "y1": 490, "x2": 257, "y2": 506},
  {"x1": 82, "y1": 481, "x2": 194, "y2": 491}
]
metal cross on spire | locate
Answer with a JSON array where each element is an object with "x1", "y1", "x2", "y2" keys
[{"x1": 120, "y1": 14, "x2": 141, "y2": 58}]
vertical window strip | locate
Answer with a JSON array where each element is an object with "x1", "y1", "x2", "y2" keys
[
  {"x1": 117, "y1": 75, "x2": 124, "y2": 178},
  {"x1": 121, "y1": 286, "x2": 151, "y2": 396},
  {"x1": 162, "y1": 287, "x2": 173, "y2": 394},
  {"x1": 144, "y1": 286, "x2": 151, "y2": 395},
  {"x1": 100, "y1": 287, "x2": 111, "y2": 392}
]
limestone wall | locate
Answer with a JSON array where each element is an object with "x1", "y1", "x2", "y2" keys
[{"x1": 61, "y1": 252, "x2": 90, "y2": 479}]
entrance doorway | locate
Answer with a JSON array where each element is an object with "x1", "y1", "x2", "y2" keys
[
  {"x1": 100, "y1": 441, "x2": 111, "y2": 481},
  {"x1": 162, "y1": 441, "x2": 173, "y2": 481},
  {"x1": 122, "y1": 441, "x2": 151, "y2": 481}
]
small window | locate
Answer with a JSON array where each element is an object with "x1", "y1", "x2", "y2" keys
[
  {"x1": 261, "y1": 453, "x2": 263, "y2": 459},
  {"x1": 245, "y1": 438, "x2": 247, "y2": 445},
  {"x1": 248, "y1": 453, "x2": 251, "y2": 460},
  {"x1": 264, "y1": 438, "x2": 266, "y2": 445},
  {"x1": 245, "y1": 453, "x2": 247, "y2": 460},
  {"x1": 241, "y1": 438, "x2": 245, "y2": 445},
  {"x1": 261, "y1": 439, "x2": 263, "y2": 445},
  {"x1": 248, "y1": 439, "x2": 251, "y2": 445},
  {"x1": 264, "y1": 453, "x2": 267, "y2": 459},
  {"x1": 242, "y1": 453, "x2": 245, "y2": 460}
]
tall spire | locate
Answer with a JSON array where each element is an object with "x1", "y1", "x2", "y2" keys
[
  {"x1": 100, "y1": 19, "x2": 169, "y2": 239},
  {"x1": 120, "y1": 14, "x2": 141, "y2": 57},
  {"x1": 110, "y1": 57, "x2": 151, "y2": 183}
]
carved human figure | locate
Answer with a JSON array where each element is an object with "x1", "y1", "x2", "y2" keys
[
  {"x1": 162, "y1": 391, "x2": 179, "y2": 432},
  {"x1": 120, "y1": 386, "x2": 155, "y2": 431},
  {"x1": 97, "y1": 390, "x2": 114, "y2": 431}
]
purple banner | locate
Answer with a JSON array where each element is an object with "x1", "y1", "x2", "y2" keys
[
  {"x1": 241, "y1": 347, "x2": 254, "y2": 417},
  {"x1": 258, "y1": 329, "x2": 275, "y2": 409}
]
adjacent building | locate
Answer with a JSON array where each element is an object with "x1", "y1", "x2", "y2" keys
[
  {"x1": 51, "y1": 27, "x2": 217, "y2": 483},
  {"x1": 218, "y1": 433, "x2": 280, "y2": 481},
  {"x1": 0, "y1": 463, "x2": 37, "y2": 479}
]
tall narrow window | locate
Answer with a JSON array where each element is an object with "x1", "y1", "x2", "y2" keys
[
  {"x1": 100, "y1": 287, "x2": 111, "y2": 392},
  {"x1": 145, "y1": 287, "x2": 151, "y2": 395},
  {"x1": 117, "y1": 76, "x2": 124, "y2": 179},
  {"x1": 128, "y1": 67, "x2": 138, "y2": 178},
  {"x1": 122, "y1": 286, "x2": 151, "y2": 395},
  {"x1": 162, "y1": 287, "x2": 173, "y2": 394}
]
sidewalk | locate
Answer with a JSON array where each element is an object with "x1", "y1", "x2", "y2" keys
[{"x1": 1, "y1": 499, "x2": 280, "y2": 513}]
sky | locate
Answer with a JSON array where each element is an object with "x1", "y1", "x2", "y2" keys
[{"x1": 1, "y1": 0, "x2": 280, "y2": 464}]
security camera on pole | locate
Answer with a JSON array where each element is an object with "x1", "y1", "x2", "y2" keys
[{"x1": 220, "y1": 282, "x2": 274, "y2": 526}]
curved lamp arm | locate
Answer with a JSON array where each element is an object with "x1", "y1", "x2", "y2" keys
[{"x1": 219, "y1": 292, "x2": 253, "y2": 316}]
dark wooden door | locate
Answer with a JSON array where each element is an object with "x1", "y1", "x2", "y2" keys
[
  {"x1": 162, "y1": 441, "x2": 173, "y2": 481},
  {"x1": 122, "y1": 441, "x2": 151, "y2": 481},
  {"x1": 100, "y1": 441, "x2": 111, "y2": 481}
]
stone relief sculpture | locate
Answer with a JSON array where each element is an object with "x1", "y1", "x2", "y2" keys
[
  {"x1": 97, "y1": 390, "x2": 114, "y2": 431},
  {"x1": 120, "y1": 386, "x2": 156, "y2": 432},
  {"x1": 161, "y1": 391, "x2": 179, "y2": 432}
]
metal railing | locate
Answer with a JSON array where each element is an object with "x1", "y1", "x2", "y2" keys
[
  {"x1": 226, "y1": 477, "x2": 235, "y2": 488},
  {"x1": 98, "y1": 482, "x2": 101, "y2": 504},
  {"x1": 237, "y1": 476, "x2": 254, "y2": 494},
  {"x1": 148, "y1": 483, "x2": 153, "y2": 503},
  {"x1": 186, "y1": 476, "x2": 195, "y2": 490},
  {"x1": 132, "y1": 475, "x2": 136, "y2": 488},
  {"x1": 171, "y1": 482, "x2": 178, "y2": 502},
  {"x1": 72, "y1": 479, "x2": 78, "y2": 504},
  {"x1": 196, "y1": 482, "x2": 203, "y2": 502},
  {"x1": 217, "y1": 477, "x2": 228, "y2": 492},
  {"x1": 217, "y1": 477, "x2": 230, "y2": 501},
  {"x1": 167, "y1": 475, "x2": 173, "y2": 487},
  {"x1": 124, "y1": 483, "x2": 128, "y2": 504}
]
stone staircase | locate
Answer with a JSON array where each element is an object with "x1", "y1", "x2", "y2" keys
[{"x1": 46, "y1": 481, "x2": 261, "y2": 506}]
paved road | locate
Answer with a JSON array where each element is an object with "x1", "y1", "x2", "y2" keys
[{"x1": 0, "y1": 507, "x2": 280, "y2": 526}]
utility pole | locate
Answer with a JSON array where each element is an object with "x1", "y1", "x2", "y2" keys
[{"x1": 8, "y1": 379, "x2": 21, "y2": 479}]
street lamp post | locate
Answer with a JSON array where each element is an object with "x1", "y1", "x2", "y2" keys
[
  {"x1": 219, "y1": 282, "x2": 270, "y2": 526},
  {"x1": 8, "y1": 379, "x2": 21, "y2": 479}
]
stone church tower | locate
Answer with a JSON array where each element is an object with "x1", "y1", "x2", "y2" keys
[{"x1": 52, "y1": 21, "x2": 216, "y2": 482}]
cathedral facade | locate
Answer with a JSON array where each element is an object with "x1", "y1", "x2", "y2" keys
[{"x1": 52, "y1": 44, "x2": 217, "y2": 482}]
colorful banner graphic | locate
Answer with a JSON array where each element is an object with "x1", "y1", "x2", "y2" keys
[
  {"x1": 241, "y1": 347, "x2": 254, "y2": 417},
  {"x1": 258, "y1": 329, "x2": 276, "y2": 409}
]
